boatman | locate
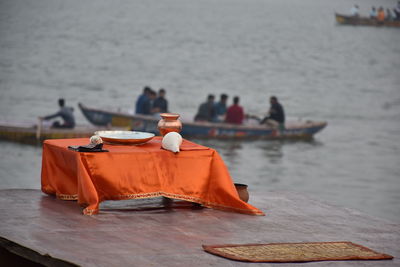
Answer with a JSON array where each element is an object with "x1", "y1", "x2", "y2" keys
[
  {"x1": 260, "y1": 96, "x2": 285, "y2": 132},
  {"x1": 40, "y1": 98, "x2": 75, "y2": 129}
]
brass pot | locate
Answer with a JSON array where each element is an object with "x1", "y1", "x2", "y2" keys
[
  {"x1": 234, "y1": 183, "x2": 249, "y2": 203},
  {"x1": 157, "y1": 113, "x2": 182, "y2": 136}
]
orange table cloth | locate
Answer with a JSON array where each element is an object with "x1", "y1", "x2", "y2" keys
[{"x1": 41, "y1": 137, "x2": 264, "y2": 216}]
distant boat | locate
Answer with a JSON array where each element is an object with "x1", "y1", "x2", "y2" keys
[
  {"x1": 79, "y1": 103, "x2": 327, "y2": 140},
  {"x1": 335, "y1": 13, "x2": 400, "y2": 27},
  {"x1": 0, "y1": 121, "x2": 106, "y2": 145}
]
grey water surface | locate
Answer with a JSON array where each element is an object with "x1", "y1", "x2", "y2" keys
[{"x1": 0, "y1": 0, "x2": 399, "y2": 222}]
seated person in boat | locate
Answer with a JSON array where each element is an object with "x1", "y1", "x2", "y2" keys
[
  {"x1": 260, "y1": 96, "x2": 285, "y2": 131},
  {"x1": 394, "y1": 1, "x2": 400, "y2": 20},
  {"x1": 194, "y1": 94, "x2": 216, "y2": 122},
  {"x1": 153, "y1": 88, "x2": 168, "y2": 113},
  {"x1": 40, "y1": 98, "x2": 75, "y2": 129},
  {"x1": 142, "y1": 89, "x2": 158, "y2": 115},
  {"x1": 214, "y1": 93, "x2": 228, "y2": 122},
  {"x1": 386, "y1": 8, "x2": 394, "y2": 21},
  {"x1": 135, "y1": 86, "x2": 151, "y2": 114},
  {"x1": 377, "y1": 7, "x2": 385, "y2": 22},
  {"x1": 370, "y1": 6, "x2": 377, "y2": 19},
  {"x1": 350, "y1": 4, "x2": 359, "y2": 17},
  {"x1": 225, "y1": 96, "x2": 244, "y2": 124}
]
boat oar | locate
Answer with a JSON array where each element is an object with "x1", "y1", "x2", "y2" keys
[
  {"x1": 36, "y1": 117, "x2": 43, "y2": 141},
  {"x1": 246, "y1": 114, "x2": 262, "y2": 123}
]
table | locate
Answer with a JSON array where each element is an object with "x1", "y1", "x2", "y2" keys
[{"x1": 41, "y1": 137, "x2": 264, "y2": 215}]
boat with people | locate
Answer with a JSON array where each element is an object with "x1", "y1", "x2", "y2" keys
[
  {"x1": 335, "y1": 13, "x2": 400, "y2": 27},
  {"x1": 78, "y1": 103, "x2": 327, "y2": 140},
  {"x1": 0, "y1": 121, "x2": 111, "y2": 145}
]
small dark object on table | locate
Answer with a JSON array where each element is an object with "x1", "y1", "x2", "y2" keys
[{"x1": 68, "y1": 143, "x2": 108, "y2": 152}]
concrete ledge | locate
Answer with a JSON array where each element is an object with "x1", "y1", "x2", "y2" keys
[
  {"x1": 0, "y1": 236, "x2": 78, "y2": 266},
  {"x1": 0, "y1": 189, "x2": 398, "y2": 266}
]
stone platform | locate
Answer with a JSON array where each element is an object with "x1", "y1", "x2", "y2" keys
[{"x1": 0, "y1": 189, "x2": 398, "y2": 266}]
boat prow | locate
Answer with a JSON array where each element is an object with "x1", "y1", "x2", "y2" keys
[{"x1": 0, "y1": 121, "x2": 110, "y2": 145}]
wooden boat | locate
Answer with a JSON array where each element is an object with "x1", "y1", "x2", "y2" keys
[
  {"x1": 335, "y1": 13, "x2": 400, "y2": 27},
  {"x1": 0, "y1": 121, "x2": 110, "y2": 145},
  {"x1": 78, "y1": 103, "x2": 327, "y2": 139}
]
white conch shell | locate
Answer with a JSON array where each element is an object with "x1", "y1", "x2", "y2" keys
[
  {"x1": 162, "y1": 132, "x2": 182, "y2": 153},
  {"x1": 90, "y1": 135, "x2": 103, "y2": 144}
]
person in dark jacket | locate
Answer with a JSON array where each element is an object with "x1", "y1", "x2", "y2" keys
[
  {"x1": 142, "y1": 90, "x2": 157, "y2": 115},
  {"x1": 260, "y1": 96, "x2": 285, "y2": 130},
  {"x1": 153, "y1": 88, "x2": 168, "y2": 113},
  {"x1": 394, "y1": 1, "x2": 400, "y2": 20},
  {"x1": 194, "y1": 94, "x2": 216, "y2": 122},
  {"x1": 40, "y1": 98, "x2": 75, "y2": 128},
  {"x1": 135, "y1": 86, "x2": 151, "y2": 114}
]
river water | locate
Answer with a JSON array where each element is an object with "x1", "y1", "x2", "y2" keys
[{"x1": 1, "y1": 0, "x2": 399, "y2": 222}]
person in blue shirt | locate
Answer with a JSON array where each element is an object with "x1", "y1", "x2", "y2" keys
[
  {"x1": 40, "y1": 98, "x2": 75, "y2": 128},
  {"x1": 214, "y1": 94, "x2": 228, "y2": 122},
  {"x1": 135, "y1": 86, "x2": 151, "y2": 114},
  {"x1": 350, "y1": 4, "x2": 359, "y2": 17},
  {"x1": 370, "y1": 6, "x2": 377, "y2": 19}
]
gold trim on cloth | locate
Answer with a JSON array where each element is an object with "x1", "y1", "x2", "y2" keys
[{"x1": 81, "y1": 191, "x2": 264, "y2": 216}]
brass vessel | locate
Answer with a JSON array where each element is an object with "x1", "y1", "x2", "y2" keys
[{"x1": 157, "y1": 113, "x2": 182, "y2": 136}]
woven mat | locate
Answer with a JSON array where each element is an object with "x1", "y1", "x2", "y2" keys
[{"x1": 202, "y1": 241, "x2": 393, "y2": 263}]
